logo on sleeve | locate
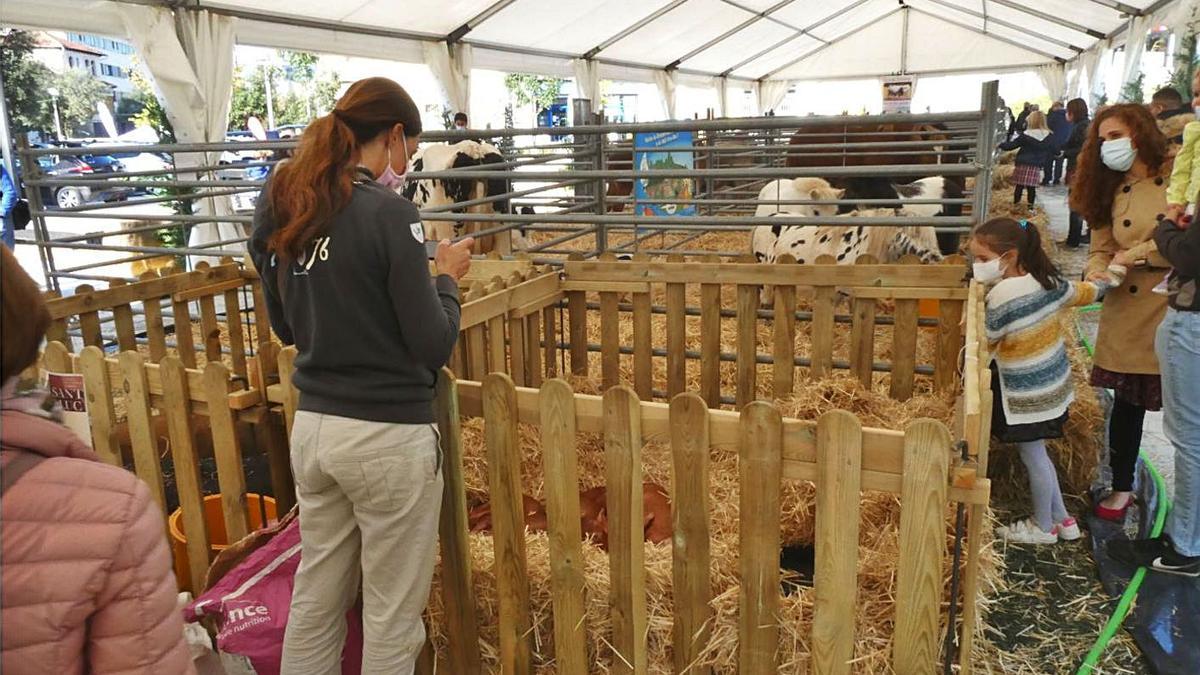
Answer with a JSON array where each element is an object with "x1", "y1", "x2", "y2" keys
[{"x1": 410, "y1": 223, "x2": 425, "y2": 243}]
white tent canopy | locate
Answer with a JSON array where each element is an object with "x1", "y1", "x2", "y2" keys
[
  {"x1": 0, "y1": 0, "x2": 1191, "y2": 121},
  {"x1": 3, "y1": 0, "x2": 1182, "y2": 84}
]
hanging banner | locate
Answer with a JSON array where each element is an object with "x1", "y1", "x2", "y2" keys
[
  {"x1": 882, "y1": 76, "x2": 915, "y2": 113},
  {"x1": 46, "y1": 372, "x2": 92, "y2": 446},
  {"x1": 633, "y1": 131, "x2": 696, "y2": 217}
]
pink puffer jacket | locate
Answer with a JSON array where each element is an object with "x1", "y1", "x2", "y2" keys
[{"x1": 1, "y1": 410, "x2": 195, "y2": 674}]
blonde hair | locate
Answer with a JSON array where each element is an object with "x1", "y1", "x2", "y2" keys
[{"x1": 1026, "y1": 110, "x2": 1048, "y2": 130}]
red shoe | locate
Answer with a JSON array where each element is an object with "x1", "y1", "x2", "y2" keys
[{"x1": 1094, "y1": 496, "x2": 1134, "y2": 522}]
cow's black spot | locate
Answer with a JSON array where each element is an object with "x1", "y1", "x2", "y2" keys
[
  {"x1": 837, "y1": 253, "x2": 846, "y2": 261},
  {"x1": 819, "y1": 235, "x2": 828, "y2": 243},
  {"x1": 842, "y1": 232, "x2": 853, "y2": 241},
  {"x1": 771, "y1": 224, "x2": 782, "y2": 237},
  {"x1": 755, "y1": 252, "x2": 764, "y2": 261}
]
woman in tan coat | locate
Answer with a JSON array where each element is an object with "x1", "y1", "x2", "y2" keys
[{"x1": 1070, "y1": 104, "x2": 1171, "y2": 521}]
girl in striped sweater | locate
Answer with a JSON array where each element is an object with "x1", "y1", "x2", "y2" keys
[{"x1": 970, "y1": 218, "x2": 1127, "y2": 544}]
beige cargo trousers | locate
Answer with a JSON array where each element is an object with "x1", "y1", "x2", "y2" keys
[{"x1": 280, "y1": 411, "x2": 443, "y2": 674}]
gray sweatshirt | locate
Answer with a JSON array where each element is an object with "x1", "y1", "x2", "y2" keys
[{"x1": 250, "y1": 169, "x2": 461, "y2": 423}]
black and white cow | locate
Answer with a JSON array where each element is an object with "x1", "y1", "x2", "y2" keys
[
  {"x1": 401, "y1": 139, "x2": 513, "y2": 253},
  {"x1": 750, "y1": 177, "x2": 844, "y2": 263},
  {"x1": 766, "y1": 209, "x2": 943, "y2": 265},
  {"x1": 894, "y1": 176, "x2": 965, "y2": 254}
]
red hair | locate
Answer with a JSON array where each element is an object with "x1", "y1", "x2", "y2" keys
[
  {"x1": 1068, "y1": 104, "x2": 1167, "y2": 228},
  {"x1": 266, "y1": 77, "x2": 422, "y2": 260}
]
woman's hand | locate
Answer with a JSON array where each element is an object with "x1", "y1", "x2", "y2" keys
[
  {"x1": 1166, "y1": 203, "x2": 1186, "y2": 224},
  {"x1": 1087, "y1": 270, "x2": 1115, "y2": 283},
  {"x1": 435, "y1": 238, "x2": 474, "y2": 281},
  {"x1": 1111, "y1": 249, "x2": 1134, "y2": 267}
]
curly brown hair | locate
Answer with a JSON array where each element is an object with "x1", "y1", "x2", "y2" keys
[{"x1": 1068, "y1": 103, "x2": 1168, "y2": 228}]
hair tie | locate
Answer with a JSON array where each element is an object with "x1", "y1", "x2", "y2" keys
[
  {"x1": 1018, "y1": 219, "x2": 1029, "y2": 230},
  {"x1": 332, "y1": 109, "x2": 348, "y2": 122}
]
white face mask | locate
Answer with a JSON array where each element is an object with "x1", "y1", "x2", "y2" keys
[
  {"x1": 1100, "y1": 137, "x2": 1137, "y2": 173},
  {"x1": 1193, "y1": 105, "x2": 1200, "y2": 119},
  {"x1": 972, "y1": 257, "x2": 1006, "y2": 285}
]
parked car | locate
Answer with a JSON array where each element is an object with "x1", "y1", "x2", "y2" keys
[
  {"x1": 14, "y1": 153, "x2": 134, "y2": 209},
  {"x1": 47, "y1": 141, "x2": 124, "y2": 174}
]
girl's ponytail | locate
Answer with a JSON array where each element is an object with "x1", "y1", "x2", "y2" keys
[
  {"x1": 266, "y1": 77, "x2": 423, "y2": 261},
  {"x1": 972, "y1": 217, "x2": 1064, "y2": 290}
]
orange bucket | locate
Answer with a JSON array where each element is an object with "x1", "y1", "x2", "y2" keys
[
  {"x1": 919, "y1": 298, "x2": 940, "y2": 323},
  {"x1": 169, "y1": 493, "x2": 278, "y2": 592}
]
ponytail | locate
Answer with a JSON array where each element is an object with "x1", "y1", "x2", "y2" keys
[
  {"x1": 972, "y1": 217, "x2": 1063, "y2": 290},
  {"x1": 266, "y1": 77, "x2": 423, "y2": 261}
]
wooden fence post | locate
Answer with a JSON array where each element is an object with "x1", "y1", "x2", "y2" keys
[
  {"x1": 540, "y1": 379, "x2": 589, "y2": 674},
  {"x1": 119, "y1": 351, "x2": 167, "y2": 512},
  {"x1": 666, "y1": 262, "x2": 687, "y2": 398},
  {"x1": 160, "y1": 356, "x2": 210, "y2": 593},
  {"x1": 699, "y1": 256, "x2": 722, "y2": 407},
  {"x1": 736, "y1": 285, "x2": 759, "y2": 407},
  {"x1": 633, "y1": 290, "x2": 653, "y2": 400},
  {"x1": 772, "y1": 257, "x2": 797, "y2": 398},
  {"x1": 434, "y1": 369, "x2": 483, "y2": 674},
  {"x1": 483, "y1": 373, "x2": 532, "y2": 674},
  {"x1": 78, "y1": 346, "x2": 120, "y2": 466},
  {"x1": 738, "y1": 401, "x2": 782, "y2": 674},
  {"x1": 813, "y1": 411, "x2": 863, "y2": 675},
  {"x1": 670, "y1": 393, "x2": 712, "y2": 675},
  {"x1": 893, "y1": 420, "x2": 951, "y2": 673},
  {"x1": 810, "y1": 255, "x2": 837, "y2": 378},
  {"x1": 605, "y1": 385, "x2": 647, "y2": 675},
  {"x1": 600, "y1": 289, "x2": 620, "y2": 389},
  {"x1": 204, "y1": 362, "x2": 249, "y2": 544},
  {"x1": 890, "y1": 296, "x2": 919, "y2": 401}
]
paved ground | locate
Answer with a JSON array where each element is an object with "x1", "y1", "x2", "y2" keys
[{"x1": 1038, "y1": 185, "x2": 1176, "y2": 500}]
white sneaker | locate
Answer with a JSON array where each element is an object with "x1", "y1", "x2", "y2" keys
[
  {"x1": 1053, "y1": 517, "x2": 1081, "y2": 541},
  {"x1": 997, "y1": 518, "x2": 1059, "y2": 544}
]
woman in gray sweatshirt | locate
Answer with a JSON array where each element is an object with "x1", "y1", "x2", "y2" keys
[{"x1": 249, "y1": 77, "x2": 474, "y2": 671}]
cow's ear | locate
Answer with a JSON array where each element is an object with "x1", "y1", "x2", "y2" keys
[
  {"x1": 835, "y1": 188, "x2": 846, "y2": 199},
  {"x1": 771, "y1": 223, "x2": 782, "y2": 237}
]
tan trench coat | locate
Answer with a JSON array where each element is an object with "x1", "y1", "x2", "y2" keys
[{"x1": 1085, "y1": 173, "x2": 1170, "y2": 375}]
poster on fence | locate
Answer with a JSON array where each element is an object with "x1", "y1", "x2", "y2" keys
[
  {"x1": 882, "y1": 76, "x2": 915, "y2": 113},
  {"x1": 633, "y1": 131, "x2": 696, "y2": 217},
  {"x1": 46, "y1": 372, "x2": 92, "y2": 446}
]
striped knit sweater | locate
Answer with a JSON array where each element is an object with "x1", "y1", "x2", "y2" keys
[{"x1": 985, "y1": 274, "x2": 1111, "y2": 426}]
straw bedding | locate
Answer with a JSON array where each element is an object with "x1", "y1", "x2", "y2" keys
[{"x1": 428, "y1": 374, "x2": 1004, "y2": 673}]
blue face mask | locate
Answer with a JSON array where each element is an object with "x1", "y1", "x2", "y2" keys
[{"x1": 1100, "y1": 137, "x2": 1136, "y2": 173}]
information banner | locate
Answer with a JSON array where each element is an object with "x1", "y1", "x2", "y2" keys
[
  {"x1": 633, "y1": 131, "x2": 696, "y2": 217},
  {"x1": 882, "y1": 76, "x2": 915, "y2": 113}
]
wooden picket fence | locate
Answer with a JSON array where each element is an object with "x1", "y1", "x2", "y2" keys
[{"x1": 38, "y1": 255, "x2": 996, "y2": 672}]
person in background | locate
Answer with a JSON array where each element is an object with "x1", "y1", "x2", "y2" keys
[
  {"x1": 1061, "y1": 98, "x2": 1092, "y2": 248},
  {"x1": 1069, "y1": 104, "x2": 1171, "y2": 523},
  {"x1": 453, "y1": 112, "x2": 468, "y2": 130},
  {"x1": 1107, "y1": 183, "x2": 1200, "y2": 576},
  {"x1": 1042, "y1": 101, "x2": 1072, "y2": 186},
  {"x1": 1150, "y1": 85, "x2": 1193, "y2": 156},
  {"x1": 250, "y1": 77, "x2": 474, "y2": 674},
  {"x1": 1153, "y1": 73, "x2": 1200, "y2": 296},
  {"x1": 0, "y1": 246, "x2": 194, "y2": 674},
  {"x1": 1000, "y1": 109, "x2": 1053, "y2": 206},
  {"x1": 1, "y1": 165, "x2": 16, "y2": 249},
  {"x1": 1009, "y1": 102, "x2": 1032, "y2": 140}
]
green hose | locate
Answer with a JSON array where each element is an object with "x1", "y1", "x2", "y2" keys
[{"x1": 1072, "y1": 315, "x2": 1173, "y2": 674}]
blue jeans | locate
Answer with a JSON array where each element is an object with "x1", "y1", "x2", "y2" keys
[
  {"x1": 1155, "y1": 308, "x2": 1200, "y2": 557},
  {"x1": 1, "y1": 215, "x2": 13, "y2": 249}
]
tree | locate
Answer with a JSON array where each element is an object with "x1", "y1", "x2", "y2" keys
[
  {"x1": 1120, "y1": 72, "x2": 1145, "y2": 104},
  {"x1": 1170, "y1": 32, "x2": 1199, "y2": 102},
  {"x1": 281, "y1": 50, "x2": 317, "y2": 83},
  {"x1": 129, "y1": 65, "x2": 175, "y2": 143},
  {"x1": 52, "y1": 68, "x2": 110, "y2": 136},
  {"x1": 1, "y1": 29, "x2": 53, "y2": 135},
  {"x1": 503, "y1": 73, "x2": 564, "y2": 118},
  {"x1": 228, "y1": 65, "x2": 272, "y2": 130}
]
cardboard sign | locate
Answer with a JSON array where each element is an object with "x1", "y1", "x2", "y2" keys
[{"x1": 46, "y1": 372, "x2": 91, "y2": 446}]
